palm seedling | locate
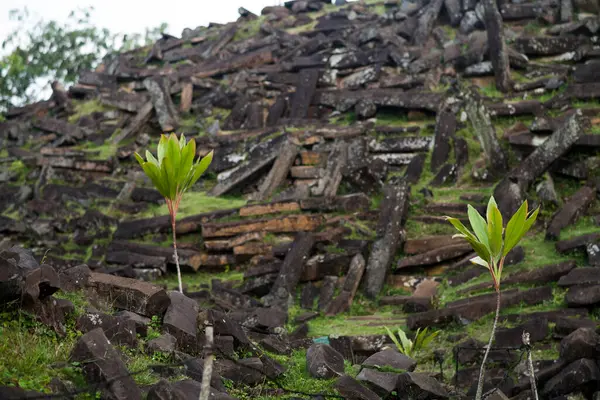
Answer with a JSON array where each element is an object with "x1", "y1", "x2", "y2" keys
[
  {"x1": 135, "y1": 133, "x2": 213, "y2": 293},
  {"x1": 445, "y1": 197, "x2": 539, "y2": 400},
  {"x1": 384, "y1": 326, "x2": 440, "y2": 359}
]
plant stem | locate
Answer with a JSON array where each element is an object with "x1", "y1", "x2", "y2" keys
[
  {"x1": 171, "y1": 218, "x2": 183, "y2": 294},
  {"x1": 523, "y1": 331, "x2": 539, "y2": 400},
  {"x1": 475, "y1": 289, "x2": 501, "y2": 400},
  {"x1": 199, "y1": 321, "x2": 214, "y2": 400}
]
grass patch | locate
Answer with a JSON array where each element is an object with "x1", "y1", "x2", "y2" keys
[
  {"x1": 228, "y1": 349, "x2": 344, "y2": 400},
  {"x1": 139, "y1": 191, "x2": 247, "y2": 220},
  {"x1": 157, "y1": 271, "x2": 245, "y2": 292},
  {"x1": 68, "y1": 100, "x2": 109, "y2": 124},
  {"x1": 0, "y1": 306, "x2": 93, "y2": 396},
  {"x1": 233, "y1": 16, "x2": 267, "y2": 42}
]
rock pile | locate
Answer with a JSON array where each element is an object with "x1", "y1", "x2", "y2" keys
[{"x1": 2, "y1": 0, "x2": 600, "y2": 398}]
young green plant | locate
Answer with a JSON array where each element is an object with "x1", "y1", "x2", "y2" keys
[
  {"x1": 445, "y1": 197, "x2": 539, "y2": 400},
  {"x1": 384, "y1": 326, "x2": 440, "y2": 359},
  {"x1": 135, "y1": 133, "x2": 213, "y2": 293}
]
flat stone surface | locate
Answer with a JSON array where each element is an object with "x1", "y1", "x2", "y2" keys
[
  {"x1": 163, "y1": 291, "x2": 199, "y2": 353},
  {"x1": 87, "y1": 272, "x2": 171, "y2": 317}
]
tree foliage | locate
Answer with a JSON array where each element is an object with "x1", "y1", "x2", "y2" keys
[{"x1": 0, "y1": 7, "x2": 167, "y2": 111}]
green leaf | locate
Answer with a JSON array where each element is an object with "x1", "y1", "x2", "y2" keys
[
  {"x1": 179, "y1": 139, "x2": 196, "y2": 192},
  {"x1": 145, "y1": 150, "x2": 159, "y2": 167},
  {"x1": 166, "y1": 134, "x2": 181, "y2": 193},
  {"x1": 470, "y1": 256, "x2": 489, "y2": 268},
  {"x1": 157, "y1": 134, "x2": 168, "y2": 165},
  {"x1": 397, "y1": 328, "x2": 413, "y2": 357},
  {"x1": 179, "y1": 133, "x2": 186, "y2": 150},
  {"x1": 503, "y1": 200, "x2": 528, "y2": 257},
  {"x1": 517, "y1": 206, "x2": 540, "y2": 243},
  {"x1": 188, "y1": 150, "x2": 213, "y2": 188},
  {"x1": 467, "y1": 205, "x2": 490, "y2": 250},
  {"x1": 486, "y1": 197, "x2": 503, "y2": 261},
  {"x1": 134, "y1": 152, "x2": 144, "y2": 167},
  {"x1": 141, "y1": 162, "x2": 168, "y2": 198},
  {"x1": 161, "y1": 156, "x2": 176, "y2": 201},
  {"x1": 419, "y1": 330, "x2": 440, "y2": 350},
  {"x1": 445, "y1": 217, "x2": 478, "y2": 243},
  {"x1": 446, "y1": 217, "x2": 491, "y2": 262},
  {"x1": 385, "y1": 327, "x2": 403, "y2": 354}
]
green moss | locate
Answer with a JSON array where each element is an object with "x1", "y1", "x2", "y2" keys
[
  {"x1": 139, "y1": 191, "x2": 247, "y2": 220},
  {"x1": 479, "y1": 83, "x2": 504, "y2": 99},
  {"x1": 228, "y1": 349, "x2": 343, "y2": 399},
  {"x1": 233, "y1": 16, "x2": 267, "y2": 42},
  {"x1": 157, "y1": 271, "x2": 245, "y2": 292},
  {"x1": 68, "y1": 99, "x2": 108, "y2": 124}
]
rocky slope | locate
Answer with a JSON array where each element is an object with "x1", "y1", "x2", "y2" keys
[{"x1": 1, "y1": 0, "x2": 600, "y2": 399}]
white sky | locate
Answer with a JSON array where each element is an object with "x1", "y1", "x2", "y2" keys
[{"x1": 0, "y1": 0, "x2": 286, "y2": 43}]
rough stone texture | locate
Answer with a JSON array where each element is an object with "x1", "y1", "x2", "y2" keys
[
  {"x1": 546, "y1": 185, "x2": 597, "y2": 240},
  {"x1": 396, "y1": 372, "x2": 449, "y2": 399},
  {"x1": 76, "y1": 311, "x2": 138, "y2": 347},
  {"x1": 70, "y1": 328, "x2": 142, "y2": 400},
  {"x1": 357, "y1": 348, "x2": 417, "y2": 395},
  {"x1": 325, "y1": 254, "x2": 366, "y2": 315},
  {"x1": 566, "y1": 285, "x2": 600, "y2": 307},
  {"x1": 86, "y1": 272, "x2": 171, "y2": 318},
  {"x1": 397, "y1": 242, "x2": 473, "y2": 269},
  {"x1": 542, "y1": 358, "x2": 600, "y2": 398},
  {"x1": 364, "y1": 182, "x2": 410, "y2": 299},
  {"x1": 312, "y1": 140, "x2": 349, "y2": 198},
  {"x1": 254, "y1": 139, "x2": 299, "y2": 201},
  {"x1": 407, "y1": 287, "x2": 553, "y2": 329},
  {"x1": 306, "y1": 343, "x2": 345, "y2": 379},
  {"x1": 482, "y1": 0, "x2": 511, "y2": 92},
  {"x1": 463, "y1": 85, "x2": 508, "y2": 175},
  {"x1": 163, "y1": 291, "x2": 199, "y2": 353},
  {"x1": 560, "y1": 328, "x2": 600, "y2": 363},
  {"x1": 494, "y1": 111, "x2": 585, "y2": 217},
  {"x1": 334, "y1": 375, "x2": 380, "y2": 400},
  {"x1": 559, "y1": 267, "x2": 600, "y2": 287},
  {"x1": 262, "y1": 232, "x2": 315, "y2": 308},
  {"x1": 202, "y1": 214, "x2": 323, "y2": 238},
  {"x1": 146, "y1": 379, "x2": 186, "y2": 400},
  {"x1": 430, "y1": 104, "x2": 457, "y2": 172},
  {"x1": 143, "y1": 77, "x2": 179, "y2": 132},
  {"x1": 146, "y1": 333, "x2": 177, "y2": 354}
]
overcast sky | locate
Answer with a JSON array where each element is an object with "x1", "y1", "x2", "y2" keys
[{"x1": 0, "y1": 0, "x2": 285, "y2": 43}]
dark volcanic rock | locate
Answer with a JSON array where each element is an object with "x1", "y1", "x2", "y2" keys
[
  {"x1": 146, "y1": 333, "x2": 177, "y2": 355},
  {"x1": 334, "y1": 375, "x2": 380, "y2": 400},
  {"x1": 546, "y1": 185, "x2": 597, "y2": 240},
  {"x1": 71, "y1": 328, "x2": 142, "y2": 400},
  {"x1": 306, "y1": 343, "x2": 345, "y2": 379},
  {"x1": 494, "y1": 111, "x2": 585, "y2": 218},
  {"x1": 357, "y1": 349, "x2": 417, "y2": 395},
  {"x1": 559, "y1": 267, "x2": 600, "y2": 287},
  {"x1": 163, "y1": 291, "x2": 199, "y2": 353},
  {"x1": 86, "y1": 272, "x2": 171, "y2": 317},
  {"x1": 364, "y1": 182, "x2": 409, "y2": 299},
  {"x1": 495, "y1": 318, "x2": 548, "y2": 347},
  {"x1": 396, "y1": 372, "x2": 449, "y2": 399},
  {"x1": 215, "y1": 358, "x2": 264, "y2": 385},
  {"x1": 76, "y1": 311, "x2": 138, "y2": 347},
  {"x1": 542, "y1": 358, "x2": 600, "y2": 398},
  {"x1": 560, "y1": 328, "x2": 600, "y2": 363},
  {"x1": 566, "y1": 284, "x2": 600, "y2": 307}
]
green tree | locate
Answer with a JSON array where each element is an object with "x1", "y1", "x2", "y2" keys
[{"x1": 0, "y1": 7, "x2": 167, "y2": 111}]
